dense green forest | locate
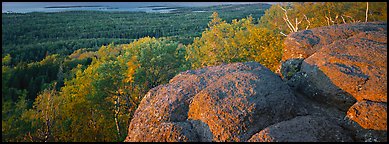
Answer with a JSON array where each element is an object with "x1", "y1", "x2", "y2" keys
[
  {"x1": 2, "y1": 2, "x2": 387, "y2": 142},
  {"x1": 2, "y1": 4, "x2": 269, "y2": 65},
  {"x1": 2, "y1": 3, "x2": 269, "y2": 104}
]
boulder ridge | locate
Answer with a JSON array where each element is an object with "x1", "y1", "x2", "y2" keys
[{"x1": 125, "y1": 22, "x2": 387, "y2": 142}]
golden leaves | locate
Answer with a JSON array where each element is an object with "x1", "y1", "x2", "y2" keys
[
  {"x1": 187, "y1": 14, "x2": 284, "y2": 72},
  {"x1": 124, "y1": 56, "x2": 139, "y2": 83}
]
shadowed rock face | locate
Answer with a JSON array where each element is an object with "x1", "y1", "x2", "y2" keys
[
  {"x1": 125, "y1": 22, "x2": 387, "y2": 142},
  {"x1": 124, "y1": 62, "x2": 299, "y2": 142}
]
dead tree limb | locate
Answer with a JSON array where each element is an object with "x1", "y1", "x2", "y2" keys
[
  {"x1": 341, "y1": 15, "x2": 346, "y2": 24},
  {"x1": 365, "y1": 2, "x2": 369, "y2": 22},
  {"x1": 303, "y1": 14, "x2": 311, "y2": 29},
  {"x1": 295, "y1": 17, "x2": 303, "y2": 31},
  {"x1": 279, "y1": 5, "x2": 302, "y2": 33},
  {"x1": 280, "y1": 31, "x2": 288, "y2": 36},
  {"x1": 325, "y1": 16, "x2": 331, "y2": 26},
  {"x1": 343, "y1": 15, "x2": 356, "y2": 23}
]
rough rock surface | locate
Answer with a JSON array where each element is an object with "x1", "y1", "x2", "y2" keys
[
  {"x1": 340, "y1": 113, "x2": 388, "y2": 142},
  {"x1": 282, "y1": 22, "x2": 387, "y2": 107},
  {"x1": 347, "y1": 101, "x2": 387, "y2": 130},
  {"x1": 125, "y1": 62, "x2": 298, "y2": 142},
  {"x1": 281, "y1": 23, "x2": 387, "y2": 104},
  {"x1": 148, "y1": 121, "x2": 198, "y2": 142},
  {"x1": 282, "y1": 22, "x2": 387, "y2": 61},
  {"x1": 281, "y1": 22, "x2": 387, "y2": 142},
  {"x1": 300, "y1": 30, "x2": 387, "y2": 104},
  {"x1": 280, "y1": 58, "x2": 304, "y2": 80},
  {"x1": 247, "y1": 115, "x2": 353, "y2": 142},
  {"x1": 282, "y1": 22, "x2": 387, "y2": 106}
]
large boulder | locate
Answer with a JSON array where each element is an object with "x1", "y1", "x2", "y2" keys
[
  {"x1": 248, "y1": 115, "x2": 353, "y2": 142},
  {"x1": 282, "y1": 22, "x2": 387, "y2": 110},
  {"x1": 124, "y1": 62, "x2": 299, "y2": 142},
  {"x1": 300, "y1": 30, "x2": 387, "y2": 104},
  {"x1": 277, "y1": 22, "x2": 386, "y2": 76},
  {"x1": 282, "y1": 22, "x2": 387, "y2": 61},
  {"x1": 281, "y1": 22, "x2": 387, "y2": 141}
]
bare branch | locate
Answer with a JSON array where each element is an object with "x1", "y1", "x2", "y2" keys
[
  {"x1": 329, "y1": 15, "x2": 335, "y2": 24},
  {"x1": 283, "y1": 17, "x2": 294, "y2": 32},
  {"x1": 295, "y1": 18, "x2": 298, "y2": 31},
  {"x1": 281, "y1": 10, "x2": 295, "y2": 32},
  {"x1": 278, "y1": 4, "x2": 309, "y2": 33},
  {"x1": 278, "y1": 5, "x2": 287, "y2": 12},
  {"x1": 341, "y1": 15, "x2": 346, "y2": 24},
  {"x1": 334, "y1": 14, "x2": 339, "y2": 24},
  {"x1": 365, "y1": 2, "x2": 369, "y2": 22},
  {"x1": 280, "y1": 31, "x2": 288, "y2": 36},
  {"x1": 325, "y1": 16, "x2": 330, "y2": 26},
  {"x1": 279, "y1": 5, "x2": 298, "y2": 32},
  {"x1": 304, "y1": 14, "x2": 311, "y2": 29},
  {"x1": 297, "y1": 18, "x2": 303, "y2": 31},
  {"x1": 343, "y1": 15, "x2": 355, "y2": 23}
]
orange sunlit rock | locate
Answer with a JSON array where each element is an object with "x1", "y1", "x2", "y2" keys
[{"x1": 347, "y1": 101, "x2": 387, "y2": 131}]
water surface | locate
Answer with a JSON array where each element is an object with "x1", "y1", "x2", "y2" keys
[{"x1": 2, "y1": 2, "x2": 273, "y2": 13}]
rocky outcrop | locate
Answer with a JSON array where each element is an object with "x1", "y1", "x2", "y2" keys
[
  {"x1": 282, "y1": 22, "x2": 387, "y2": 61},
  {"x1": 300, "y1": 30, "x2": 387, "y2": 104},
  {"x1": 124, "y1": 62, "x2": 299, "y2": 142},
  {"x1": 280, "y1": 22, "x2": 387, "y2": 141},
  {"x1": 125, "y1": 22, "x2": 387, "y2": 142},
  {"x1": 282, "y1": 22, "x2": 387, "y2": 103}
]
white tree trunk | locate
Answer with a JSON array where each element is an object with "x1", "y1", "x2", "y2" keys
[
  {"x1": 279, "y1": 5, "x2": 300, "y2": 33},
  {"x1": 114, "y1": 94, "x2": 121, "y2": 140},
  {"x1": 341, "y1": 15, "x2": 346, "y2": 24},
  {"x1": 365, "y1": 2, "x2": 369, "y2": 22}
]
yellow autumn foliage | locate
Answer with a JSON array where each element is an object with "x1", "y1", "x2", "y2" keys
[
  {"x1": 124, "y1": 56, "x2": 139, "y2": 83},
  {"x1": 186, "y1": 12, "x2": 284, "y2": 72}
]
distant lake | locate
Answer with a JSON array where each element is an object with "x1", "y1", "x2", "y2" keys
[{"x1": 2, "y1": 2, "x2": 276, "y2": 13}]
